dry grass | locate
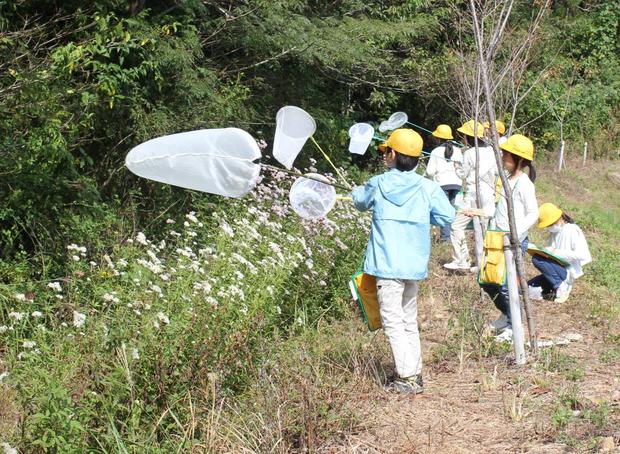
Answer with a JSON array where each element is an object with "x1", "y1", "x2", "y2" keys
[
  {"x1": 0, "y1": 383, "x2": 19, "y2": 438},
  {"x1": 173, "y1": 159, "x2": 620, "y2": 453}
]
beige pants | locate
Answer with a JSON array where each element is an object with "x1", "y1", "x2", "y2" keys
[
  {"x1": 449, "y1": 211, "x2": 472, "y2": 266},
  {"x1": 376, "y1": 278, "x2": 421, "y2": 378}
]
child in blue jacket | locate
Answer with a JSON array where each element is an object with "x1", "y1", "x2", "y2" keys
[{"x1": 352, "y1": 129, "x2": 455, "y2": 394}]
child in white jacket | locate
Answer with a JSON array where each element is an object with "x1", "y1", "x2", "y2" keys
[
  {"x1": 477, "y1": 134, "x2": 539, "y2": 341},
  {"x1": 425, "y1": 124, "x2": 463, "y2": 242},
  {"x1": 444, "y1": 120, "x2": 498, "y2": 271},
  {"x1": 528, "y1": 203, "x2": 592, "y2": 303}
]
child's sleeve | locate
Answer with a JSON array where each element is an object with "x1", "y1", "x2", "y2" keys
[
  {"x1": 519, "y1": 179, "x2": 539, "y2": 238},
  {"x1": 352, "y1": 180, "x2": 377, "y2": 212},
  {"x1": 430, "y1": 185, "x2": 456, "y2": 227},
  {"x1": 552, "y1": 227, "x2": 592, "y2": 263},
  {"x1": 425, "y1": 149, "x2": 438, "y2": 178}
]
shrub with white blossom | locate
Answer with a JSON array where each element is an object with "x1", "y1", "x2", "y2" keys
[{"x1": 0, "y1": 167, "x2": 370, "y2": 451}]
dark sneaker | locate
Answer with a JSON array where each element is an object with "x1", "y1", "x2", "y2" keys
[{"x1": 385, "y1": 374, "x2": 424, "y2": 394}]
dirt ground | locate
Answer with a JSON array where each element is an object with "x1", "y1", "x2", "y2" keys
[
  {"x1": 339, "y1": 268, "x2": 620, "y2": 453},
  {"x1": 321, "y1": 160, "x2": 620, "y2": 453}
]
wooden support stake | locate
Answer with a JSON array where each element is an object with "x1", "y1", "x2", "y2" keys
[
  {"x1": 472, "y1": 216, "x2": 485, "y2": 270},
  {"x1": 582, "y1": 141, "x2": 588, "y2": 167},
  {"x1": 473, "y1": 216, "x2": 486, "y2": 302},
  {"x1": 504, "y1": 235, "x2": 527, "y2": 365}
]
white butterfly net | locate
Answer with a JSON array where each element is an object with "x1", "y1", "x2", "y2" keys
[
  {"x1": 125, "y1": 128, "x2": 261, "y2": 198},
  {"x1": 289, "y1": 173, "x2": 336, "y2": 220}
]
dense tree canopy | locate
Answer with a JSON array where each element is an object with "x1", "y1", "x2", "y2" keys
[{"x1": 0, "y1": 0, "x2": 618, "y2": 264}]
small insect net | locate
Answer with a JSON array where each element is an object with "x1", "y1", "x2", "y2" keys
[{"x1": 289, "y1": 173, "x2": 336, "y2": 220}]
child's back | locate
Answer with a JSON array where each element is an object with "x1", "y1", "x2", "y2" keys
[
  {"x1": 354, "y1": 168, "x2": 455, "y2": 280},
  {"x1": 351, "y1": 128, "x2": 454, "y2": 395}
]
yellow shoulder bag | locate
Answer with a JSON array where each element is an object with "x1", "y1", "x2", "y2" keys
[
  {"x1": 350, "y1": 271, "x2": 382, "y2": 331},
  {"x1": 478, "y1": 229, "x2": 508, "y2": 285}
]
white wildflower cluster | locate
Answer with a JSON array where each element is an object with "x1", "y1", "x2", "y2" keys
[
  {"x1": 231, "y1": 253, "x2": 258, "y2": 275},
  {"x1": 23, "y1": 340, "x2": 37, "y2": 349},
  {"x1": 47, "y1": 281, "x2": 62, "y2": 292},
  {"x1": 153, "y1": 311, "x2": 170, "y2": 329},
  {"x1": 199, "y1": 246, "x2": 214, "y2": 256},
  {"x1": 67, "y1": 243, "x2": 87, "y2": 261},
  {"x1": 136, "y1": 232, "x2": 149, "y2": 246},
  {"x1": 73, "y1": 311, "x2": 86, "y2": 328},
  {"x1": 157, "y1": 311, "x2": 170, "y2": 324},
  {"x1": 149, "y1": 283, "x2": 163, "y2": 296},
  {"x1": 1, "y1": 442, "x2": 18, "y2": 454},
  {"x1": 193, "y1": 281, "x2": 212, "y2": 293},
  {"x1": 103, "y1": 292, "x2": 120, "y2": 304},
  {"x1": 8, "y1": 312, "x2": 25, "y2": 321},
  {"x1": 186, "y1": 212, "x2": 199, "y2": 223},
  {"x1": 228, "y1": 285, "x2": 245, "y2": 301},
  {"x1": 137, "y1": 258, "x2": 163, "y2": 274},
  {"x1": 0, "y1": 162, "x2": 363, "y2": 389},
  {"x1": 335, "y1": 237, "x2": 348, "y2": 251},
  {"x1": 175, "y1": 247, "x2": 195, "y2": 259},
  {"x1": 220, "y1": 220, "x2": 235, "y2": 238},
  {"x1": 67, "y1": 244, "x2": 87, "y2": 254},
  {"x1": 103, "y1": 254, "x2": 115, "y2": 269}
]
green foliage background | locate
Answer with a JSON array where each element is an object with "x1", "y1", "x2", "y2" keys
[
  {"x1": 0, "y1": 0, "x2": 618, "y2": 268},
  {"x1": 1, "y1": 2, "x2": 619, "y2": 450}
]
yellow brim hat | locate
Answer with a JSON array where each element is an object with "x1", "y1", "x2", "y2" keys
[{"x1": 537, "y1": 203, "x2": 563, "y2": 228}]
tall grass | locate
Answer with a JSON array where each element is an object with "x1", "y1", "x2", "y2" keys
[{"x1": 0, "y1": 166, "x2": 370, "y2": 451}]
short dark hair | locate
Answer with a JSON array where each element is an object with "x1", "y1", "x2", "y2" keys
[
  {"x1": 394, "y1": 150, "x2": 419, "y2": 171},
  {"x1": 561, "y1": 212, "x2": 575, "y2": 224}
]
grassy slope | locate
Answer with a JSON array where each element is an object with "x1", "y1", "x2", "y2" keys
[
  {"x1": 1, "y1": 159, "x2": 618, "y2": 452},
  {"x1": 218, "y1": 159, "x2": 620, "y2": 453},
  {"x1": 0, "y1": 167, "x2": 368, "y2": 452}
]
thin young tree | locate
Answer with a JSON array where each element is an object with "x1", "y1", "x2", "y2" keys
[{"x1": 467, "y1": 0, "x2": 551, "y2": 353}]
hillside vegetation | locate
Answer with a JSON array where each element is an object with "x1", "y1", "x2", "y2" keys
[
  {"x1": 1, "y1": 0, "x2": 619, "y2": 264},
  {"x1": 1, "y1": 159, "x2": 619, "y2": 452},
  {"x1": 1, "y1": 1, "x2": 620, "y2": 452}
]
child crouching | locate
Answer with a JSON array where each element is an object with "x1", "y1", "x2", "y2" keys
[{"x1": 528, "y1": 203, "x2": 592, "y2": 303}]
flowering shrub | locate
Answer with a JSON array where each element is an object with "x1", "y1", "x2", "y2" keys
[{"x1": 0, "y1": 166, "x2": 370, "y2": 450}]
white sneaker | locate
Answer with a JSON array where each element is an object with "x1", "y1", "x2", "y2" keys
[
  {"x1": 443, "y1": 261, "x2": 470, "y2": 271},
  {"x1": 554, "y1": 281, "x2": 572, "y2": 303},
  {"x1": 494, "y1": 327, "x2": 513, "y2": 343},
  {"x1": 528, "y1": 286, "x2": 543, "y2": 301},
  {"x1": 489, "y1": 314, "x2": 509, "y2": 332}
]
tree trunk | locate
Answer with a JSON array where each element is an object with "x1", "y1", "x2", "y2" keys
[
  {"x1": 130, "y1": 0, "x2": 146, "y2": 16},
  {"x1": 470, "y1": 0, "x2": 538, "y2": 354}
]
